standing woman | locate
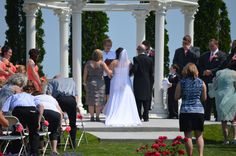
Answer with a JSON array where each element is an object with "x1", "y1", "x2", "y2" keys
[
  {"x1": 175, "y1": 63, "x2": 207, "y2": 156},
  {"x1": 27, "y1": 48, "x2": 42, "y2": 92},
  {"x1": 83, "y1": 49, "x2": 112, "y2": 122},
  {"x1": 0, "y1": 46, "x2": 16, "y2": 80}
]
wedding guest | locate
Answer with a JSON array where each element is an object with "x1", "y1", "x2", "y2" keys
[
  {"x1": 198, "y1": 39, "x2": 227, "y2": 121},
  {"x1": 33, "y1": 91, "x2": 63, "y2": 155},
  {"x1": 210, "y1": 40, "x2": 236, "y2": 71},
  {"x1": 173, "y1": 35, "x2": 200, "y2": 74},
  {"x1": 0, "y1": 73, "x2": 27, "y2": 109},
  {"x1": 102, "y1": 38, "x2": 116, "y2": 101},
  {"x1": 16, "y1": 65, "x2": 26, "y2": 74},
  {"x1": 27, "y1": 48, "x2": 42, "y2": 92},
  {"x1": 2, "y1": 90, "x2": 44, "y2": 155},
  {"x1": 142, "y1": 40, "x2": 155, "y2": 110},
  {"x1": 83, "y1": 49, "x2": 112, "y2": 122},
  {"x1": 209, "y1": 51, "x2": 236, "y2": 144},
  {"x1": 0, "y1": 111, "x2": 9, "y2": 127},
  {"x1": 175, "y1": 63, "x2": 207, "y2": 156},
  {"x1": 47, "y1": 76, "x2": 79, "y2": 147},
  {"x1": 0, "y1": 46, "x2": 16, "y2": 80},
  {"x1": 131, "y1": 44, "x2": 154, "y2": 122},
  {"x1": 167, "y1": 64, "x2": 180, "y2": 119}
]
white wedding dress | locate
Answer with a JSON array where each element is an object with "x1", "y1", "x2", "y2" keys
[{"x1": 104, "y1": 49, "x2": 141, "y2": 127}]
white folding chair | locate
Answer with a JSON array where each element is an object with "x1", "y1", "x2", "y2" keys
[
  {"x1": 38, "y1": 116, "x2": 52, "y2": 156},
  {"x1": 61, "y1": 113, "x2": 75, "y2": 152},
  {"x1": 77, "y1": 114, "x2": 88, "y2": 147},
  {"x1": 0, "y1": 116, "x2": 27, "y2": 156}
]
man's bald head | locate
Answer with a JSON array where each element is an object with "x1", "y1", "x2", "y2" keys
[{"x1": 137, "y1": 44, "x2": 146, "y2": 54}]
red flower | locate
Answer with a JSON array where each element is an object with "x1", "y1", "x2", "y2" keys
[
  {"x1": 184, "y1": 137, "x2": 189, "y2": 142},
  {"x1": 16, "y1": 123, "x2": 23, "y2": 133},
  {"x1": 43, "y1": 120, "x2": 49, "y2": 126},
  {"x1": 175, "y1": 135, "x2": 183, "y2": 140},
  {"x1": 159, "y1": 143, "x2": 166, "y2": 147},
  {"x1": 178, "y1": 149, "x2": 185, "y2": 155},
  {"x1": 154, "y1": 152, "x2": 161, "y2": 156},
  {"x1": 144, "y1": 151, "x2": 153, "y2": 156},
  {"x1": 151, "y1": 143, "x2": 159, "y2": 149},
  {"x1": 0, "y1": 151, "x2": 3, "y2": 156},
  {"x1": 158, "y1": 136, "x2": 167, "y2": 141},
  {"x1": 65, "y1": 126, "x2": 71, "y2": 133},
  {"x1": 77, "y1": 114, "x2": 83, "y2": 120}
]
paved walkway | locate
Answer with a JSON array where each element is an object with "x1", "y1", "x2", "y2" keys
[{"x1": 77, "y1": 114, "x2": 220, "y2": 141}]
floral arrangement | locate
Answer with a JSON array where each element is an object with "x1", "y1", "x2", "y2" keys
[
  {"x1": 16, "y1": 123, "x2": 24, "y2": 133},
  {"x1": 65, "y1": 126, "x2": 71, "y2": 133},
  {"x1": 136, "y1": 136, "x2": 188, "y2": 156},
  {"x1": 77, "y1": 114, "x2": 83, "y2": 120}
]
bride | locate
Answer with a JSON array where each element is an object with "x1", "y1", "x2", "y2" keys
[{"x1": 104, "y1": 48, "x2": 141, "y2": 126}]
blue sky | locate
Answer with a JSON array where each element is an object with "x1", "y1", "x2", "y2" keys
[{"x1": 0, "y1": 0, "x2": 235, "y2": 78}]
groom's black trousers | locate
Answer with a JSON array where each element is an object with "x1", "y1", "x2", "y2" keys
[{"x1": 136, "y1": 99, "x2": 149, "y2": 121}]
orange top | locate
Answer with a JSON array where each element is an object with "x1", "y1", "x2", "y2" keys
[
  {"x1": 27, "y1": 59, "x2": 42, "y2": 92},
  {"x1": 0, "y1": 60, "x2": 16, "y2": 80}
]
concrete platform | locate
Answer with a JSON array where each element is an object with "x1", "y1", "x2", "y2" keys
[{"x1": 76, "y1": 115, "x2": 220, "y2": 141}]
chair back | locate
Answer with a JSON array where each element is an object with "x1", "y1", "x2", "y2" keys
[{"x1": 4, "y1": 116, "x2": 19, "y2": 127}]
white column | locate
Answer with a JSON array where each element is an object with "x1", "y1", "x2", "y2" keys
[
  {"x1": 152, "y1": 3, "x2": 168, "y2": 118},
  {"x1": 54, "y1": 9, "x2": 70, "y2": 78},
  {"x1": 182, "y1": 6, "x2": 198, "y2": 45},
  {"x1": 71, "y1": 1, "x2": 86, "y2": 114},
  {"x1": 132, "y1": 10, "x2": 149, "y2": 46},
  {"x1": 23, "y1": 4, "x2": 38, "y2": 62}
]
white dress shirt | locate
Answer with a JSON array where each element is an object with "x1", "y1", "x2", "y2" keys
[
  {"x1": 103, "y1": 50, "x2": 116, "y2": 76},
  {"x1": 35, "y1": 94, "x2": 60, "y2": 113}
]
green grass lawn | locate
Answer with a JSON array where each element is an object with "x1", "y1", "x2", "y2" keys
[{"x1": 58, "y1": 124, "x2": 236, "y2": 156}]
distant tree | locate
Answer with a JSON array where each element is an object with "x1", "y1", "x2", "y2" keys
[
  {"x1": 146, "y1": 11, "x2": 170, "y2": 76},
  {"x1": 36, "y1": 9, "x2": 46, "y2": 76},
  {"x1": 68, "y1": 0, "x2": 109, "y2": 76},
  {"x1": 5, "y1": 0, "x2": 26, "y2": 64},
  {"x1": 194, "y1": 0, "x2": 231, "y2": 53}
]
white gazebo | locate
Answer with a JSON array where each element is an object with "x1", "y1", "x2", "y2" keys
[{"x1": 23, "y1": 0, "x2": 198, "y2": 116}]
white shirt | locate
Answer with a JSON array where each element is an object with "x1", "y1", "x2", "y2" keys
[
  {"x1": 2, "y1": 92, "x2": 41, "y2": 112},
  {"x1": 35, "y1": 94, "x2": 60, "y2": 113},
  {"x1": 211, "y1": 48, "x2": 219, "y2": 56},
  {"x1": 103, "y1": 50, "x2": 116, "y2": 76}
]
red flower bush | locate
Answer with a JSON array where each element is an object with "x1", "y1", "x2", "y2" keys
[{"x1": 136, "y1": 136, "x2": 187, "y2": 156}]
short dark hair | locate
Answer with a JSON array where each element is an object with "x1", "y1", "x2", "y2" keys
[
  {"x1": 115, "y1": 47, "x2": 124, "y2": 59},
  {"x1": 1, "y1": 45, "x2": 12, "y2": 57},
  {"x1": 171, "y1": 64, "x2": 179, "y2": 73},
  {"x1": 209, "y1": 38, "x2": 219, "y2": 46},
  {"x1": 142, "y1": 40, "x2": 150, "y2": 49},
  {"x1": 29, "y1": 48, "x2": 39, "y2": 57}
]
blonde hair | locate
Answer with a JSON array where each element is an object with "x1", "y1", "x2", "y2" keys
[
  {"x1": 16, "y1": 65, "x2": 26, "y2": 74},
  {"x1": 91, "y1": 49, "x2": 103, "y2": 62},
  {"x1": 182, "y1": 63, "x2": 199, "y2": 79}
]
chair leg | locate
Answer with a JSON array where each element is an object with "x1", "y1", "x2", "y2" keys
[
  {"x1": 64, "y1": 136, "x2": 69, "y2": 152},
  {"x1": 3, "y1": 141, "x2": 10, "y2": 154}
]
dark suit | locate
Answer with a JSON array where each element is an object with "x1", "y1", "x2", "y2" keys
[
  {"x1": 167, "y1": 73, "x2": 180, "y2": 118},
  {"x1": 131, "y1": 54, "x2": 154, "y2": 121},
  {"x1": 173, "y1": 46, "x2": 200, "y2": 74},
  {"x1": 199, "y1": 50, "x2": 227, "y2": 120}
]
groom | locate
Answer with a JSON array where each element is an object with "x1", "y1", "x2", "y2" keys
[{"x1": 131, "y1": 44, "x2": 154, "y2": 122}]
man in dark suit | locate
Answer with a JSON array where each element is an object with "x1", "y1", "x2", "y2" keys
[
  {"x1": 198, "y1": 39, "x2": 227, "y2": 121},
  {"x1": 131, "y1": 44, "x2": 154, "y2": 122},
  {"x1": 173, "y1": 35, "x2": 200, "y2": 74}
]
